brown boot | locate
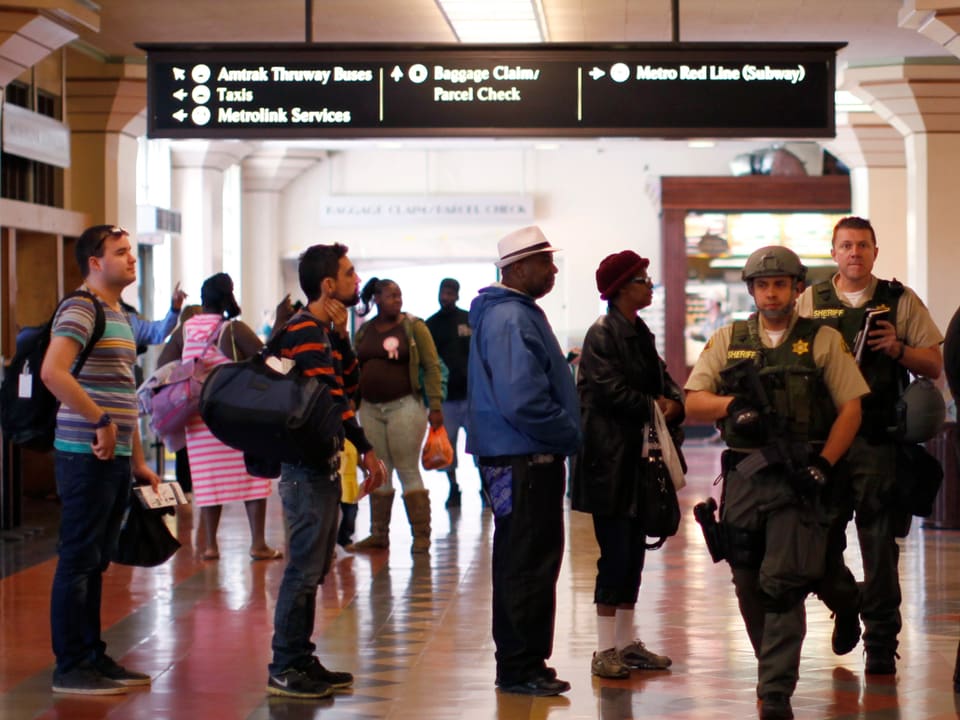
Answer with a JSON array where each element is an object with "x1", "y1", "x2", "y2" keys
[
  {"x1": 403, "y1": 489, "x2": 431, "y2": 554},
  {"x1": 347, "y1": 489, "x2": 394, "y2": 552}
]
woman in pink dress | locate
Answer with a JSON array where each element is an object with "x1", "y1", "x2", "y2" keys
[{"x1": 157, "y1": 273, "x2": 280, "y2": 561}]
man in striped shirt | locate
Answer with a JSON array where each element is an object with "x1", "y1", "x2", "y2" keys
[
  {"x1": 267, "y1": 243, "x2": 386, "y2": 699},
  {"x1": 40, "y1": 225, "x2": 161, "y2": 696}
]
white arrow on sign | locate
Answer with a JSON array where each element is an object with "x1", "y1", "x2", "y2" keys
[
  {"x1": 391, "y1": 65, "x2": 404, "y2": 82},
  {"x1": 588, "y1": 67, "x2": 606, "y2": 80},
  {"x1": 172, "y1": 67, "x2": 186, "y2": 81},
  {"x1": 172, "y1": 109, "x2": 188, "y2": 123},
  {"x1": 173, "y1": 89, "x2": 187, "y2": 101}
]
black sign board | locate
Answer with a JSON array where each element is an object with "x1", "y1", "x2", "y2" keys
[{"x1": 140, "y1": 43, "x2": 842, "y2": 140}]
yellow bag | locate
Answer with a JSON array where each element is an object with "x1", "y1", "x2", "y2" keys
[
  {"x1": 340, "y1": 440, "x2": 360, "y2": 503},
  {"x1": 421, "y1": 425, "x2": 454, "y2": 470}
]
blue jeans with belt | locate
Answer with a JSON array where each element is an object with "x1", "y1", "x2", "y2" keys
[
  {"x1": 269, "y1": 462, "x2": 341, "y2": 675},
  {"x1": 51, "y1": 451, "x2": 131, "y2": 673}
]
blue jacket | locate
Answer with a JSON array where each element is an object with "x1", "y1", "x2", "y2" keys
[{"x1": 466, "y1": 284, "x2": 581, "y2": 457}]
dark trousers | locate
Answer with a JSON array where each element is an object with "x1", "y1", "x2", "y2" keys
[
  {"x1": 337, "y1": 501, "x2": 358, "y2": 547},
  {"x1": 488, "y1": 456, "x2": 565, "y2": 684},
  {"x1": 592, "y1": 514, "x2": 647, "y2": 606},
  {"x1": 270, "y1": 464, "x2": 340, "y2": 675},
  {"x1": 51, "y1": 451, "x2": 131, "y2": 673},
  {"x1": 847, "y1": 439, "x2": 901, "y2": 651}
]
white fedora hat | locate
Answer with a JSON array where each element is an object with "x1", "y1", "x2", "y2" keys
[{"x1": 496, "y1": 226, "x2": 561, "y2": 268}]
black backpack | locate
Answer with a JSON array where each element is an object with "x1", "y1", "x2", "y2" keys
[
  {"x1": 1, "y1": 291, "x2": 106, "y2": 450},
  {"x1": 199, "y1": 314, "x2": 343, "y2": 477}
]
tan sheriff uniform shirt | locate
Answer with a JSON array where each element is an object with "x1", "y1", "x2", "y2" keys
[
  {"x1": 685, "y1": 311, "x2": 870, "y2": 409},
  {"x1": 797, "y1": 274, "x2": 944, "y2": 350}
]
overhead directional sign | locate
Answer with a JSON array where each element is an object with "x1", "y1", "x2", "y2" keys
[{"x1": 140, "y1": 43, "x2": 843, "y2": 139}]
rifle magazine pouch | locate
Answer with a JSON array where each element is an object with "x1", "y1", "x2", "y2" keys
[{"x1": 758, "y1": 505, "x2": 826, "y2": 603}]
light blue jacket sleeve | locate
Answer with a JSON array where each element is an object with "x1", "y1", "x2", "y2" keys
[{"x1": 129, "y1": 308, "x2": 180, "y2": 347}]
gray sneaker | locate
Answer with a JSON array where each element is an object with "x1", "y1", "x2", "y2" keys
[
  {"x1": 591, "y1": 647, "x2": 630, "y2": 679},
  {"x1": 52, "y1": 663, "x2": 128, "y2": 695},
  {"x1": 95, "y1": 655, "x2": 151, "y2": 686},
  {"x1": 619, "y1": 640, "x2": 672, "y2": 670}
]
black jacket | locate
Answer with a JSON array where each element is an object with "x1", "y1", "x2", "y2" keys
[{"x1": 571, "y1": 308, "x2": 685, "y2": 518}]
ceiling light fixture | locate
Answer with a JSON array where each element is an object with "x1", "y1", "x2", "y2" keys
[{"x1": 436, "y1": 0, "x2": 548, "y2": 43}]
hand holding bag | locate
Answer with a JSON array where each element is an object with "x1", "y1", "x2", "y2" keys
[
  {"x1": 421, "y1": 424, "x2": 455, "y2": 470},
  {"x1": 111, "y1": 487, "x2": 181, "y2": 567}
]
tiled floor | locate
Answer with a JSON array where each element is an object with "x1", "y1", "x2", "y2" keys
[{"x1": 2, "y1": 444, "x2": 960, "y2": 719}]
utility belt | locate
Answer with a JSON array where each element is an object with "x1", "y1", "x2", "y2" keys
[
  {"x1": 724, "y1": 441, "x2": 822, "y2": 479},
  {"x1": 479, "y1": 453, "x2": 562, "y2": 467}
]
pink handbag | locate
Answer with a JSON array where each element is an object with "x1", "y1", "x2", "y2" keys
[{"x1": 138, "y1": 321, "x2": 226, "y2": 450}]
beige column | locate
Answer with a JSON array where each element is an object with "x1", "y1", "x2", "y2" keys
[
  {"x1": 843, "y1": 60, "x2": 960, "y2": 332},
  {"x1": 170, "y1": 141, "x2": 252, "y2": 301},
  {"x1": 826, "y1": 110, "x2": 907, "y2": 280},
  {"x1": 0, "y1": 5, "x2": 92, "y2": 87},
  {"x1": 240, "y1": 146, "x2": 327, "y2": 330},
  {"x1": 64, "y1": 47, "x2": 145, "y2": 230}
]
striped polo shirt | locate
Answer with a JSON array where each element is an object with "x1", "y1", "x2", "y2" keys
[{"x1": 52, "y1": 291, "x2": 137, "y2": 456}]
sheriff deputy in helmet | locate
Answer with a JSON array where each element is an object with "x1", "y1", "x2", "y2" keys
[
  {"x1": 685, "y1": 245, "x2": 869, "y2": 720},
  {"x1": 796, "y1": 216, "x2": 944, "y2": 676}
]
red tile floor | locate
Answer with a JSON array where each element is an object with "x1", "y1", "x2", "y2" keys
[{"x1": 2, "y1": 444, "x2": 960, "y2": 719}]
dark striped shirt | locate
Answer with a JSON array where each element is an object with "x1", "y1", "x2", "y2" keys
[
  {"x1": 278, "y1": 311, "x2": 371, "y2": 454},
  {"x1": 52, "y1": 292, "x2": 137, "y2": 455}
]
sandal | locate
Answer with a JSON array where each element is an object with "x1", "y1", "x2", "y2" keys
[{"x1": 250, "y1": 547, "x2": 283, "y2": 561}]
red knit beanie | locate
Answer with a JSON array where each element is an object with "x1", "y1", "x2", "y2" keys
[{"x1": 596, "y1": 251, "x2": 650, "y2": 300}]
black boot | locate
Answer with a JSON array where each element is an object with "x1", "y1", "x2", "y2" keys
[{"x1": 445, "y1": 473, "x2": 461, "y2": 508}]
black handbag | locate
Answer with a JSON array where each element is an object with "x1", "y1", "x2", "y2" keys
[
  {"x1": 112, "y1": 492, "x2": 181, "y2": 567},
  {"x1": 642, "y1": 424, "x2": 681, "y2": 550}
]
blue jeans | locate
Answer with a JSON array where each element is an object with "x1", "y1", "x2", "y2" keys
[
  {"x1": 51, "y1": 451, "x2": 131, "y2": 673},
  {"x1": 269, "y1": 463, "x2": 341, "y2": 675}
]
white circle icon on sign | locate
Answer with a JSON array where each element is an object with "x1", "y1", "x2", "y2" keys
[
  {"x1": 192, "y1": 64, "x2": 211, "y2": 84},
  {"x1": 408, "y1": 64, "x2": 428, "y2": 84},
  {"x1": 192, "y1": 85, "x2": 211, "y2": 104},
  {"x1": 192, "y1": 106, "x2": 211, "y2": 126},
  {"x1": 610, "y1": 63, "x2": 630, "y2": 83}
]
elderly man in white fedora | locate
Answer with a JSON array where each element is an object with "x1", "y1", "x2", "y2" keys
[{"x1": 466, "y1": 225, "x2": 582, "y2": 696}]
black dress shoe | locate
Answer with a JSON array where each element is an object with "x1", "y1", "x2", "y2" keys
[{"x1": 497, "y1": 676, "x2": 571, "y2": 696}]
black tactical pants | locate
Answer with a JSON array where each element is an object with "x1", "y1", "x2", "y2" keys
[{"x1": 722, "y1": 460, "x2": 827, "y2": 698}]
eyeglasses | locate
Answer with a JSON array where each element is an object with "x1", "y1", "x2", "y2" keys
[{"x1": 631, "y1": 276, "x2": 654, "y2": 287}]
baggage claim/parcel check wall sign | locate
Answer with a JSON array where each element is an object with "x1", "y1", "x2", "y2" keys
[{"x1": 141, "y1": 43, "x2": 842, "y2": 140}]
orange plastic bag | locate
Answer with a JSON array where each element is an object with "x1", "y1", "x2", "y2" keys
[{"x1": 421, "y1": 425, "x2": 454, "y2": 470}]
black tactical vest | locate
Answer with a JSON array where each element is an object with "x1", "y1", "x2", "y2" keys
[
  {"x1": 810, "y1": 279, "x2": 908, "y2": 441},
  {"x1": 720, "y1": 316, "x2": 837, "y2": 448}
]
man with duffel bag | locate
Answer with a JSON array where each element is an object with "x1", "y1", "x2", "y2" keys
[{"x1": 207, "y1": 243, "x2": 386, "y2": 698}]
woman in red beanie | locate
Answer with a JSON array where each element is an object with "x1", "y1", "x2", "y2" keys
[{"x1": 571, "y1": 250, "x2": 686, "y2": 679}]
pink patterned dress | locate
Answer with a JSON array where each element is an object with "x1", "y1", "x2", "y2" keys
[{"x1": 182, "y1": 313, "x2": 271, "y2": 507}]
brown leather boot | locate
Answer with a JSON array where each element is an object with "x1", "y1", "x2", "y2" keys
[
  {"x1": 347, "y1": 489, "x2": 394, "y2": 552},
  {"x1": 403, "y1": 489, "x2": 431, "y2": 554}
]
